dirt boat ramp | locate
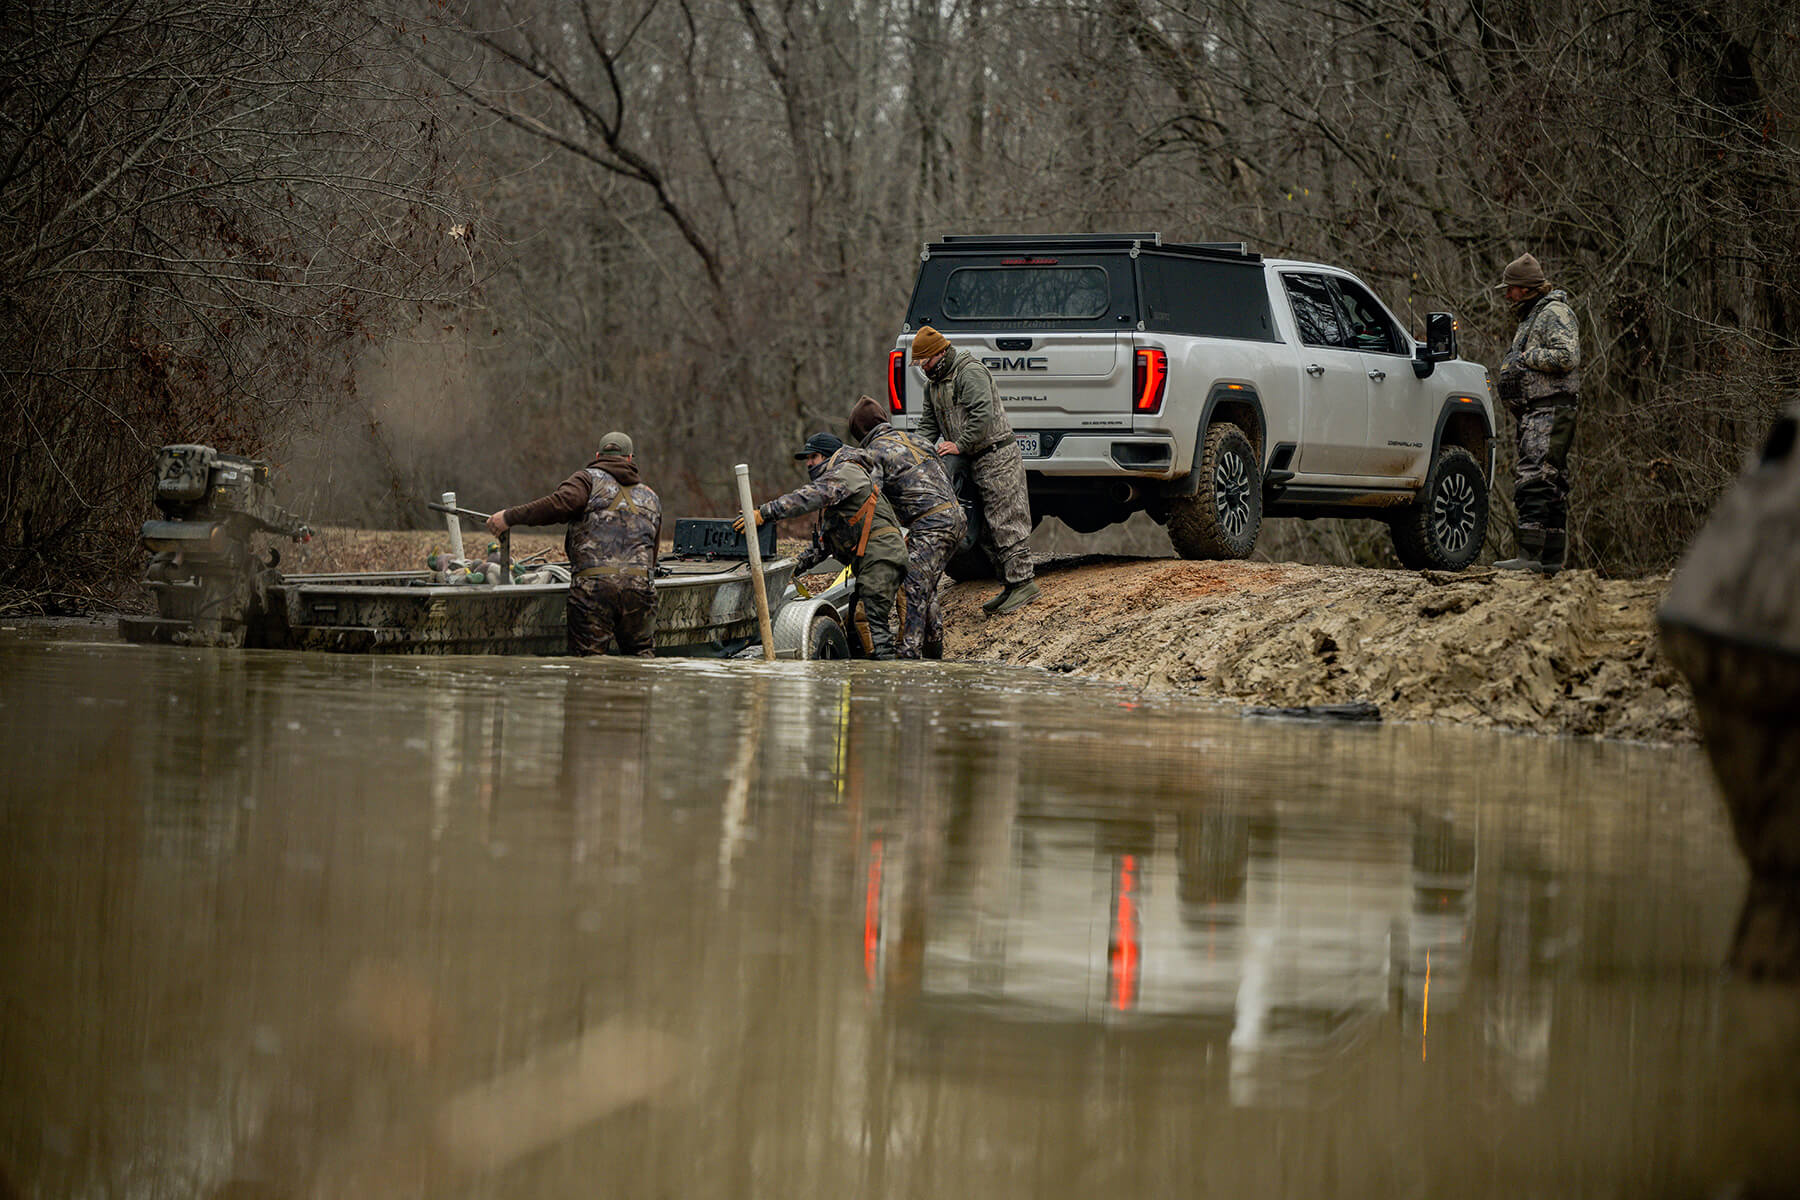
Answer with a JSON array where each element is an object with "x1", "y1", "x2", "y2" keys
[{"x1": 942, "y1": 556, "x2": 1694, "y2": 745}]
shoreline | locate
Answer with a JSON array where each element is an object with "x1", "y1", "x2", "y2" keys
[{"x1": 13, "y1": 527, "x2": 1696, "y2": 747}]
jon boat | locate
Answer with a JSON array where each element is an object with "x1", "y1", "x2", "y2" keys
[
  {"x1": 122, "y1": 516, "x2": 799, "y2": 657},
  {"x1": 252, "y1": 522, "x2": 797, "y2": 656},
  {"x1": 115, "y1": 445, "x2": 847, "y2": 658}
]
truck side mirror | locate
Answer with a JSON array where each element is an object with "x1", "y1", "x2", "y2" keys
[
  {"x1": 1425, "y1": 312, "x2": 1457, "y2": 360},
  {"x1": 1413, "y1": 312, "x2": 1458, "y2": 378}
]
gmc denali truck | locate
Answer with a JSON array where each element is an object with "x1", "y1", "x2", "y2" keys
[{"x1": 885, "y1": 233, "x2": 1496, "y2": 574}]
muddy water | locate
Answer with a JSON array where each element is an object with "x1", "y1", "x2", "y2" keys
[{"x1": 1, "y1": 628, "x2": 1795, "y2": 1199}]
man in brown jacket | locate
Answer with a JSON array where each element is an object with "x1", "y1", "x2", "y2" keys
[{"x1": 487, "y1": 431, "x2": 662, "y2": 656}]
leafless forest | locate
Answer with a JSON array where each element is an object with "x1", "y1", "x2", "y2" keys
[{"x1": 4, "y1": 0, "x2": 1798, "y2": 607}]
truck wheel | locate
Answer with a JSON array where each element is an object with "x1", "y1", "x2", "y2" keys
[
  {"x1": 1168, "y1": 422, "x2": 1261, "y2": 559},
  {"x1": 940, "y1": 452, "x2": 994, "y2": 581},
  {"x1": 807, "y1": 614, "x2": 851, "y2": 660},
  {"x1": 1391, "y1": 445, "x2": 1488, "y2": 571}
]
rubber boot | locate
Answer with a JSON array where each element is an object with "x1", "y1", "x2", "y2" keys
[
  {"x1": 868, "y1": 621, "x2": 899, "y2": 661},
  {"x1": 989, "y1": 578, "x2": 1041, "y2": 615},
  {"x1": 1495, "y1": 530, "x2": 1545, "y2": 572},
  {"x1": 1536, "y1": 531, "x2": 1566, "y2": 576}
]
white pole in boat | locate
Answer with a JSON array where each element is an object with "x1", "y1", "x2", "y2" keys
[
  {"x1": 734, "y1": 464, "x2": 777, "y2": 662},
  {"x1": 441, "y1": 491, "x2": 466, "y2": 565}
]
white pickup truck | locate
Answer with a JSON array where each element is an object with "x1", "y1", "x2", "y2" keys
[{"x1": 885, "y1": 233, "x2": 1496, "y2": 573}]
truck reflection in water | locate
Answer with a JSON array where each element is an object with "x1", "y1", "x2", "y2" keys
[{"x1": 861, "y1": 791, "x2": 1480, "y2": 1108}]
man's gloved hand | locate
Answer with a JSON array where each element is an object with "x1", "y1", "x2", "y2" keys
[
  {"x1": 731, "y1": 510, "x2": 765, "y2": 534},
  {"x1": 485, "y1": 512, "x2": 509, "y2": 537},
  {"x1": 1495, "y1": 352, "x2": 1526, "y2": 413}
]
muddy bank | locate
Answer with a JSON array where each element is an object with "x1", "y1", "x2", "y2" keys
[
  {"x1": 944, "y1": 557, "x2": 1695, "y2": 745},
  {"x1": 116, "y1": 527, "x2": 1694, "y2": 745}
]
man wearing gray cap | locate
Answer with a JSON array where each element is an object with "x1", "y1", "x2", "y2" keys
[
  {"x1": 1492, "y1": 253, "x2": 1581, "y2": 575},
  {"x1": 488, "y1": 431, "x2": 662, "y2": 655}
]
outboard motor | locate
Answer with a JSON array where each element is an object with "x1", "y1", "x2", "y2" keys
[
  {"x1": 1658, "y1": 404, "x2": 1800, "y2": 979},
  {"x1": 130, "y1": 445, "x2": 311, "y2": 646}
]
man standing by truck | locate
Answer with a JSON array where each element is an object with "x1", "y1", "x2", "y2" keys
[
  {"x1": 1492, "y1": 254, "x2": 1581, "y2": 575},
  {"x1": 487, "y1": 431, "x2": 661, "y2": 657},
  {"x1": 909, "y1": 325, "x2": 1040, "y2": 614},
  {"x1": 848, "y1": 394, "x2": 967, "y2": 658},
  {"x1": 735, "y1": 432, "x2": 909, "y2": 661}
]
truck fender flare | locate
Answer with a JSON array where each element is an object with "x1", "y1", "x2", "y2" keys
[
  {"x1": 1430, "y1": 397, "x2": 1496, "y2": 480},
  {"x1": 1164, "y1": 385, "x2": 1266, "y2": 497}
]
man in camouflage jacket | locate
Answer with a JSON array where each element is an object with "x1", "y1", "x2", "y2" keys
[
  {"x1": 737, "y1": 431, "x2": 909, "y2": 660},
  {"x1": 1492, "y1": 253, "x2": 1581, "y2": 575},
  {"x1": 848, "y1": 394, "x2": 967, "y2": 658},
  {"x1": 910, "y1": 325, "x2": 1040, "y2": 615},
  {"x1": 488, "y1": 431, "x2": 662, "y2": 656}
]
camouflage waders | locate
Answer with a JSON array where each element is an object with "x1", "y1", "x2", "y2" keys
[
  {"x1": 1514, "y1": 399, "x2": 1578, "y2": 547},
  {"x1": 764, "y1": 447, "x2": 909, "y2": 660},
  {"x1": 899, "y1": 509, "x2": 962, "y2": 657},
  {"x1": 969, "y1": 438, "x2": 1034, "y2": 585},
  {"x1": 1496, "y1": 286, "x2": 1582, "y2": 571},
  {"x1": 565, "y1": 463, "x2": 662, "y2": 655},
  {"x1": 568, "y1": 574, "x2": 657, "y2": 657}
]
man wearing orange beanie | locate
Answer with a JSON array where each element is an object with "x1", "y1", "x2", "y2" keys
[{"x1": 909, "y1": 326, "x2": 1039, "y2": 615}]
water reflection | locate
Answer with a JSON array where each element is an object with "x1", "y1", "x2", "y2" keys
[{"x1": 1, "y1": 631, "x2": 1793, "y2": 1198}]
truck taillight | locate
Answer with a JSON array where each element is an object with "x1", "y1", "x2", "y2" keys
[
  {"x1": 1133, "y1": 347, "x2": 1168, "y2": 413},
  {"x1": 887, "y1": 349, "x2": 906, "y2": 413}
]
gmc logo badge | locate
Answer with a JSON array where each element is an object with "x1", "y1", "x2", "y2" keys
[{"x1": 982, "y1": 355, "x2": 1049, "y2": 372}]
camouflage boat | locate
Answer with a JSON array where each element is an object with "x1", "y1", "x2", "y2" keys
[
  {"x1": 1657, "y1": 404, "x2": 1800, "y2": 979},
  {"x1": 118, "y1": 445, "x2": 845, "y2": 659},
  {"x1": 243, "y1": 546, "x2": 797, "y2": 657}
]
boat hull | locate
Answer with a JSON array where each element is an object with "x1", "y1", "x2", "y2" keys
[{"x1": 121, "y1": 560, "x2": 798, "y2": 657}]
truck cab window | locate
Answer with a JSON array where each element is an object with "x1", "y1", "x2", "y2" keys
[
  {"x1": 1329, "y1": 277, "x2": 1404, "y2": 355},
  {"x1": 1282, "y1": 274, "x2": 1349, "y2": 348}
]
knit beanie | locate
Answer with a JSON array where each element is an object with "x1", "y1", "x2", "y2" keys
[
  {"x1": 1496, "y1": 253, "x2": 1548, "y2": 291},
  {"x1": 910, "y1": 326, "x2": 951, "y2": 362}
]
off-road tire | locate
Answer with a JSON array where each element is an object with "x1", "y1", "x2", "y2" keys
[
  {"x1": 1391, "y1": 445, "x2": 1488, "y2": 571},
  {"x1": 1168, "y1": 422, "x2": 1261, "y2": 560},
  {"x1": 807, "y1": 614, "x2": 851, "y2": 660}
]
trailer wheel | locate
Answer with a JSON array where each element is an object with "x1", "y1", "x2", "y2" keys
[{"x1": 807, "y1": 614, "x2": 851, "y2": 660}]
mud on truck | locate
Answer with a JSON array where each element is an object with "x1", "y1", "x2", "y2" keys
[{"x1": 886, "y1": 233, "x2": 1496, "y2": 576}]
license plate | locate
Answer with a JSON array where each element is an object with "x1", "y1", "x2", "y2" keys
[{"x1": 1016, "y1": 432, "x2": 1041, "y2": 457}]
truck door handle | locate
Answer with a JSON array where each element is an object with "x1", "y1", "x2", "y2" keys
[
  {"x1": 1367, "y1": 368, "x2": 1387, "y2": 381},
  {"x1": 1305, "y1": 364, "x2": 1325, "y2": 377}
]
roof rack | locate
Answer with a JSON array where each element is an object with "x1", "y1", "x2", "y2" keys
[
  {"x1": 923, "y1": 232, "x2": 1258, "y2": 262},
  {"x1": 931, "y1": 233, "x2": 1161, "y2": 254}
]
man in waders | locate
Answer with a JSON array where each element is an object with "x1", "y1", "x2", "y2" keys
[
  {"x1": 847, "y1": 394, "x2": 966, "y2": 659},
  {"x1": 1492, "y1": 253, "x2": 1581, "y2": 575},
  {"x1": 910, "y1": 325, "x2": 1039, "y2": 615},
  {"x1": 735, "y1": 431, "x2": 908, "y2": 660},
  {"x1": 487, "y1": 431, "x2": 662, "y2": 656}
]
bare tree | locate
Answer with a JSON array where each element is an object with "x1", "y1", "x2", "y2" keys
[{"x1": 0, "y1": 0, "x2": 476, "y2": 607}]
